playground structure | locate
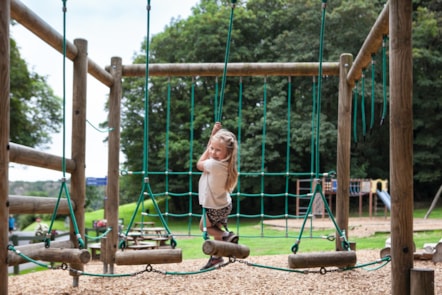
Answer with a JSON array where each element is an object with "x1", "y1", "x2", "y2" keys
[{"x1": 0, "y1": 1, "x2": 426, "y2": 295}]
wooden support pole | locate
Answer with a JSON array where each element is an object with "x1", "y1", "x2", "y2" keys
[
  {"x1": 120, "y1": 62, "x2": 340, "y2": 77},
  {"x1": 10, "y1": 0, "x2": 113, "y2": 87},
  {"x1": 336, "y1": 53, "x2": 353, "y2": 250},
  {"x1": 288, "y1": 251, "x2": 357, "y2": 269},
  {"x1": 7, "y1": 240, "x2": 73, "y2": 265},
  {"x1": 105, "y1": 56, "x2": 123, "y2": 274},
  {"x1": 0, "y1": 0, "x2": 10, "y2": 293},
  {"x1": 389, "y1": 0, "x2": 414, "y2": 294},
  {"x1": 9, "y1": 142, "x2": 76, "y2": 173},
  {"x1": 115, "y1": 249, "x2": 182, "y2": 265},
  {"x1": 8, "y1": 195, "x2": 75, "y2": 214},
  {"x1": 410, "y1": 268, "x2": 434, "y2": 295},
  {"x1": 347, "y1": 3, "x2": 389, "y2": 85},
  {"x1": 69, "y1": 38, "x2": 88, "y2": 287},
  {"x1": 202, "y1": 240, "x2": 250, "y2": 259}
]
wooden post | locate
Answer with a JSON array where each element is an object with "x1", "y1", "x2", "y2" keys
[
  {"x1": 389, "y1": 0, "x2": 414, "y2": 294},
  {"x1": 336, "y1": 53, "x2": 353, "y2": 250},
  {"x1": 69, "y1": 38, "x2": 88, "y2": 287},
  {"x1": 410, "y1": 268, "x2": 434, "y2": 295},
  {"x1": 105, "y1": 57, "x2": 123, "y2": 274},
  {"x1": 0, "y1": 0, "x2": 10, "y2": 293}
]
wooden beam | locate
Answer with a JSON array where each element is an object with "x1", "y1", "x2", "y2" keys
[
  {"x1": 10, "y1": 0, "x2": 113, "y2": 87},
  {"x1": 8, "y1": 195, "x2": 75, "y2": 214},
  {"x1": 119, "y1": 62, "x2": 340, "y2": 77},
  {"x1": 9, "y1": 142, "x2": 76, "y2": 173},
  {"x1": 347, "y1": 2, "x2": 389, "y2": 86}
]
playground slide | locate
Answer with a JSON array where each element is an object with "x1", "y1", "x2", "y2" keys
[{"x1": 376, "y1": 190, "x2": 391, "y2": 211}]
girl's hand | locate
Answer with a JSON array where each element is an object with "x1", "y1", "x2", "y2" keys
[{"x1": 211, "y1": 122, "x2": 222, "y2": 136}]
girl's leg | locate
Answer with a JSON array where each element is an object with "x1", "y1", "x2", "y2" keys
[{"x1": 199, "y1": 215, "x2": 224, "y2": 240}]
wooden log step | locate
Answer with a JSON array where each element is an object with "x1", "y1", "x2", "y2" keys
[
  {"x1": 115, "y1": 248, "x2": 182, "y2": 265},
  {"x1": 288, "y1": 251, "x2": 357, "y2": 269},
  {"x1": 202, "y1": 240, "x2": 250, "y2": 259}
]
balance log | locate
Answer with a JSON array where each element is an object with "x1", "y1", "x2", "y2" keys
[
  {"x1": 8, "y1": 246, "x2": 90, "y2": 266},
  {"x1": 202, "y1": 240, "x2": 250, "y2": 259},
  {"x1": 115, "y1": 248, "x2": 182, "y2": 265},
  {"x1": 288, "y1": 251, "x2": 357, "y2": 269},
  {"x1": 8, "y1": 240, "x2": 73, "y2": 265}
]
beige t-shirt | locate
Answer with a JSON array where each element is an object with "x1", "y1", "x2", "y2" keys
[{"x1": 198, "y1": 158, "x2": 231, "y2": 209}]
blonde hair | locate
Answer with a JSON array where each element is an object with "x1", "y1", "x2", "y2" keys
[{"x1": 211, "y1": 129, "x2": 238, "y2": 192}]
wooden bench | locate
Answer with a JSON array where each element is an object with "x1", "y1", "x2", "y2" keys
[
  {"x1": 127, "y1": 242, "x2": 157, "y2": 250},
  {"x1": 89, "y1": 243, "x2": 101, "y2": 260}
]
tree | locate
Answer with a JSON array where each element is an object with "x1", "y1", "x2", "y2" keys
[
  {"x1": 117, "y1": 0, "x2": 442, "y2": 208},
  {"x1": 10, "y1": 37, "x2": 62, "y2": 148}
]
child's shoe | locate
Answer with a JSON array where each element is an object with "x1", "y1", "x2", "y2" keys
[
  {"x1": 222, "y1": 231, "x2": 239, "y2": 244},
  {"x1": 200, "y1": 256, "x2": 224, "y2": 270}
]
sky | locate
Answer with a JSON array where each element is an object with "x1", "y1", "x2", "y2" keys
[{"x1": 9, "y1": 0, "x2": 198, "y2": 181}]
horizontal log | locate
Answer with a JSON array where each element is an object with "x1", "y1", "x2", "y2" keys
[
  {"x1": 10, "y1": 0, "x2": 113, "y2": 87},
  {"x1": 8, "y1": 240, "x2": 74, "y2": 265},
  {"x1": 115, "y1": 248, "x2": 182, "y2": 265},
  {"x1": 288, "y1": 251, "x2": 357, "y2": 269},
  {"x1": 347, "y1": 3, "x2": 389, "y2": 85},
  {"x1": 38, "y1": 248, "x2": 90, "y2": 264},
  {"x1": 202, "y1": 240, "x2": 250, "y2": 259},
  {"x1": 9, "y1": 142, "x2": 76, "y2": 173},
  {"x1": 9, "y1": 195, "x2": 75, "y2": 214},
  {"x1": 119, "y1": 62, "x2": 340, "y2": 77},
  {"x1": 432, "y1": 242, "x2": 442, "y2": 263}
]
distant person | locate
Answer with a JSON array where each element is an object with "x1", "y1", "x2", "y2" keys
[
  {"x1": 197, "y1": 122, "x2": 239, "y2": 270},
  {"x1": 34, "y1": 217, "x2": 49, "y2": 236},
  {"x1": 9, "y1": 215, "x2": 15, "y2": 234}
]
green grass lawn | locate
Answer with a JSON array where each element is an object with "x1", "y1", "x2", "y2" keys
[{"x1": 19, "y1": 203, "x2": 442, "y2": 262}]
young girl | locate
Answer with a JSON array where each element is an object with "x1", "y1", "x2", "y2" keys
[{"x1": 197, "y1": 122, "x2": 239, "y2": 269}]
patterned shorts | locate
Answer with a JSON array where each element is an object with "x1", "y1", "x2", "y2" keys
[{"x1": 205, "y1": 203, "x2": 232, "y2": 227}]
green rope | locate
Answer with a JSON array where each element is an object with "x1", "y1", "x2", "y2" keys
[
  {"x1": 381, "y1": 35, "x2": 388, "y2": 125},
  {"x1": 165, "y1": 78, "x2": 171, "y2": 225},
  {"x1": 361, "y1": 70, "x2": 366, "y2": 140},
  {"x1": 259, "y1": 77, "x2": 268, "y2": 236},
  {"x1": 86, "y1": 119, "x2": 114, "y2": 132},
  {"x1": 216, "y1": 0, "x2": 237, "y2": 122},
  {"x1": 314, "y1": 0, "x2": 328, "y2": 178},
  {"x1": 353, "y1": 82, "x2": 359, "y2": 143},
  {"x1": 370, "y1": 55, "x2": 376, "y2": 131},
  {"x1": 43, "y1": 0, "x2": 85, "y2": 249},
  {"x1": 310, "y1": 77, "x2": 317, "y2": 175},
  {"x1": 234, "y1": 77, "x2": 243, "y2": 236},
  {"x1": 284, "y1": 77, "x2": 292, "y2": 237}
]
